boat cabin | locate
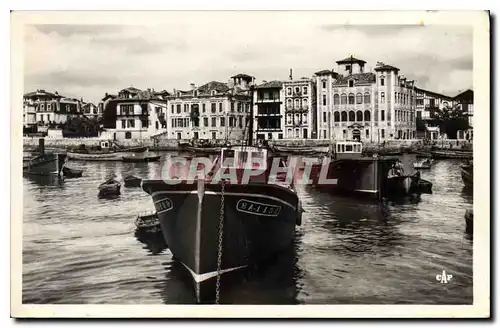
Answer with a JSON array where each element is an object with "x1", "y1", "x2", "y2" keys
[
  {"x1": 220, "y1": 146, "x2": 268, "y2": 170},
  {"x1": 332, "y1": 141, "x2": 363, "y2": 160}
]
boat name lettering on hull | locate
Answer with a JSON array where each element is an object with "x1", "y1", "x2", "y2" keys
[
  {"x1": 236, "y1": 199, "x2": 281, "y2": 217},
  {"x1": 155, "y1": 197, "x2": 173, "y2": 213}
]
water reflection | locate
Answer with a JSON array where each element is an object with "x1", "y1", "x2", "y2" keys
[{"x1": 23, "y1": 174, "x2": 65, "y2": 188}]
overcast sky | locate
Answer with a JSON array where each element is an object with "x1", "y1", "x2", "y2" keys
[{"x1": 24, "y1": 17, "x2": 473, "y2": 104}]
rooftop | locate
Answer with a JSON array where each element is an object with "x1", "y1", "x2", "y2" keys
[
  {"x1": 231, "y1": 73, "x2": 254, "y2": 80},
  {"x1": 374, "y1": 62, "x2": 400, "y2": 72},
  {"x1": 333, "y1": 72, "x2": 376, "y2": 86},
  {"x1": 255, "y1": 80, "x2": 283, "y2": 89},
  {"x1": 314, "y1": 69, "x2": 337, "y2": 76}
]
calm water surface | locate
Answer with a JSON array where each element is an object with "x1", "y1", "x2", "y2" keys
[{"x1": 22, "y1": 152, "x2": 473, "y2": 304}]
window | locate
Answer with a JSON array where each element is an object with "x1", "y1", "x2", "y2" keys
[
  {"x1": 155, "y1": 121, "x2": 159, "y2": 130},
  {"x1": 322, "y1": 81, "x2": 326, "y2": 89},
  {"x1": 171, "y1": 105, "x2": 174, "y2": 114},
  {"x1": 202, "y1": 104, "x2": 206, "y2": 113},
  {"x1": 219, "y1": 103, "x2": 223, "y2": 112},
  {"x1": 356, "y1": 111, "x2": 363, "y2": 121},
  {"x1": 211, "y1": 103, "x2": 216, "y2": 113},
  {"x1": 184, "y1": 104, "x2": 188, "y2": 113},
  {"x1": 416, "y1": 111, "x2": 422, "y2": 119},
  {"x1": 380, "y1": 92, "x2": 385, "y2": 103},
  {"x1": 348, "y1": 80, "x2": 354, "y2": 88},
  {"x1": 341, "y1": 94, "x2": 347, "y2": 105},
  {"x1": 230, "y1": 102, "x2": 234, "y2": 112},
  {"x1": 343, "y1": 129, "x2": 347, "y2": 139},
  {"x1": 348, "y1": 93, "x2": 355, "y2": 105},
  {"x1": 128, "y1": 119, "x2": 135, "y2": 128},
  {"x1": 278, "y1": 133, "x2": 283, "y2": 139},
  {"x1": 341, "y1": 111, "x2": 347, "y2": 122},
  {"x1": 204, "y1": 117, "x2": 208, "y2": 127},
  {"x1": 364, "y1": 93, "x2": 370, "y2": 104},
  {"x1": 238, "y1": 117, "x2": 243, "y2": 128},
  {"x1": 322, "y1": 95, "x2": 326, "y2": 106},
  {"x1": 364, "y1": 110, "x2": 371, "y2": 121},
  {"x1": 220, "y1": 117, "x2": 225, "y2": 127},
  {"x1": 171, "y1": 118, "x2": 175, "y2": 128},
  {"x1": 40, "y1": 104, "x2": 45, "y2": 110},
  {"x1": 47, "y1": 104, "x2": 51, "y2": 110},
  {"x1": 125, "y1": 131, "x2": 132, "y2": 139},
  {"x1": 323, "y1": 112, "x2": 327, "y2": 123},
  {"x1": 334, "y1": 111, "x2": 340, "y2": 122},
  {"x1": 381, "y1": 110, "x2": 385, "y2": 121},
  {"x1": 348, "y1": 111, "x2": 355, "y2": 121},
  {"x1": 380, "y1": 78, "x2": 385, "y2": 86},
  {"x1": 333, "y1": 94, "x2": 340, "y2": 105},
  {"x1": 356, "y1": 93, "x2": 362, "y2": 104},
  {"x1": 176, "y1": 104, "x2": 181, "y2": 114},
  {"x1": 303, "y1": 87, "x2": 308, "y2": 94},
  {"x1": 295, "y1": 87, "x2": 300, "y2": 94},
  {"x1": 287, "y1": 88, "x2": 292, "y2": 96},
  {"x1": 211, "y1": 117, "x2": 216, "y2": 127},
  {"x1": 323, "y1": 130, "x2": 327, "y2": 139},
  {"x1": 381, "y1": 129, "x2": 385, "y2": 139},
  {"x1": 211, "y1": 90, "x2": 216, "y2": 96},
  {"x1": 416, "y1": 99, "x2": 424, "y2": 106}
]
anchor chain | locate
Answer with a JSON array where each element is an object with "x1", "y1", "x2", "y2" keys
[{"x1": 215, "y1": 179, "x2": 225, "y2": 304}]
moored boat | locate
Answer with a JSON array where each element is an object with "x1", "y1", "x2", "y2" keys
[
  {"x1": 135, "y1": 211, "x2": 161, "y2": 233},
  {"x1": 431, "y1": 149, "x2": 473, "y2": 159},
  {"x1": 23, "y1": 152, "x2": 67, "y2": 177},
  {"x1": 413, "y1": 157, "x2": 434, "y2": 170},
  {"x1": 122, "y1": 150, "x2": 161, "y2": 163},
  {"x1": 62, "y1": 166, "x2": 83, "y2": 178},
  {"x1": 272, "y1": 145, "x2": 330, "y2": 155},
  {"x1": 141, "y1": 145, "x2": 301, "y2": 303},
  {"x1": 124, "y1": 175, "x2": 142, "y2": 187},
  {"x1": 98, "y1": 177, "x2": 121, "y2": 198}
]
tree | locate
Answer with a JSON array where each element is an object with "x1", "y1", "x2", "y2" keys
[{"x1": 429, "y1": 104, "x2": 470, "y2": 139}]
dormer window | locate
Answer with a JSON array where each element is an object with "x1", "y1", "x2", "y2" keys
[
  {"x1": 211, "y1": 90, "x2": 216, "y2": 96},
  {"x1": 345, "y1": 65, "x2": 351, "y2": 72},
  {"x1": 177, "y1": 92, "x2": 181, "y2": 97},
  {"x1": 348, "y1": 80, "x2": 354, "y2": 88},
  {"x1": 194, "y1": 90, "x2": 198, "y2": 97},
  {"x1": 380, "y1": 78, "x2": 385, "y2": 86}
]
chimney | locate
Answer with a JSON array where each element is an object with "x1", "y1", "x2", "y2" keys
[
  {"x1": 289, "y1": 69, "x2": 293, "y2": 80},
  {"x1": 190, "y1": 83, "x2": 196, "y2": 90}
]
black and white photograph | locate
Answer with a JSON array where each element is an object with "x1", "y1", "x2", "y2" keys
[{"x1": 10, "y1": 9, "x2": 490, "y2": 318}]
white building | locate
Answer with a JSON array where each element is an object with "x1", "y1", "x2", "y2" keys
[
  {"x1": 253, "y1": 80, "x2": 284, "y2": 141},
  {"x1": 23, "y1": 89, "x2": 82, "y2": 128},
  {"x1": 282, "y1": 77, "x2": 315, "y2": 139},
  {"x1": 111, "y1": 87, "x2": 169, "y2": 140}
]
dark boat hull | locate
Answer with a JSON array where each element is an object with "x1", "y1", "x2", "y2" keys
[
  {"x1": 23, "y1": 153, "x2": 67, "y2": 176},
  {"x1": 309, "y1": 157, "x2": 397, "y2": 199},
  {"x1": 122, "y1": 155, "x2": 161, "y2": 163},
  {"x1": 142, "y1": 179, "x2": 299, "y2": 302},
  {"x1": 461, "y1": 165, "x2": 473, "y2": 188},
  {"x1": 98, "y1": 181, "x2": 121, "y2": 198},
  {"x1": 124, "y1": 176, "x2": 143, "y2": 187},
  {"x1": 62, "y1": 166, "x2": 83, "y2": 178}
]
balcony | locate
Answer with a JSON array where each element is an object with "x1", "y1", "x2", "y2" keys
[
  {"x1": 285, "y1": 106, "x2": 309, "y2": 113},
  {"x1": 255, "y1": 98, "x2": 281, "y2": 103}
]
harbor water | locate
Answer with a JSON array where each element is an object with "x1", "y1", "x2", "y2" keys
[{"x1": 22, "y1": 152, "x2": 473, "y2": 304}]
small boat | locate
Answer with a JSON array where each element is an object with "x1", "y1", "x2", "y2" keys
[
  {"x1": 272, "y1": 145, "x2": 330, "y2": 155},
  {"x1": 67, "y1": 152, "x2": 124, "y2": 161},
  {"x1": 465, "y1": 209, "x2": 473, "y2": 234},
  {"x1": 124, "y1": 175, "x2": 142, "y2": 187},
  {"x1": 413, "y1": 157, "x2": 434, "y2": 170},
  {"x1": 98, "y1": 177, "x2": 121, "y2": 198},
  {"x1": 431, "y1": 150, "x2": 473, "y2": 159},
  {"x1": 62, "y1": 166, "x2": 83, "y2": 178},
  {"x1": 385, "y1": 171, "x2": 433, "y2": 196},
  {"x1": 23, "y1": 153, "x2": 67, "y2": 177},
  {"x1": 135, "y1": 211, "x2": 161, "y2": 233},
  {"x1": 461, "y1": 160, "x2": 473, "y2": 188}
]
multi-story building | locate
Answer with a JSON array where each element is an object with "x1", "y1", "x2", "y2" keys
[
  {"x1": 23, "y1": 89, "x2": 82, "y2": 127},
  {"x1": 453, "y1": 89, "x2": 473, "y2": 140},
  {"x1": 81, "y1": 102, "x2": 101, "y2": 119},
  {"x1": 315, "y1": 56, "x2": 417, "y2": 142},
  {"x1": 111, "y1": 87, "x2": 169, "y2": 140},
  {"x1": 414, "y1": 87, "x2": 453, "y2": 121},
  {"x1": 283, "y1": 77, "x2": 315, "y2": 139},
  {"x1": 253, "y1": 81, "x2": 284, "y2": 141},
  {"x1": 166, "y1": 74, "x2": 253, "y2": 140}
]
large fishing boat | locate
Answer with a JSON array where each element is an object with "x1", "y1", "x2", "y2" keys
[
  {"x1": 23, "y1": 139, "x2": 67, "y2": 177},
  {"x1": 141, "y1": 144, "x2": 301, "y2": 303}
]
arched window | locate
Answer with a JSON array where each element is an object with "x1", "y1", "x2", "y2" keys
[
  {"x1": 348, "y1": 111, "x2": 355, "y2": 121},
  {"x1": 356, "y1": 111, "x2": 363, "y2": 121},
  {"x1": 333, "y1": 94, "x2": 340, "y2": 105},
  {"x1": 287, "y1": 88, "x2": 292, "y2": 96},
  {"x1": 295, "y1": 99, "x2": 300, "y2": 109},
  {"x1": 286, "y1": 98, "x2": 292, "y2": 109},
  {"x1": 341, "y1": 111, "x2": 347, "y2": 122},
  {"x1": 364, "y1": 92, "x2": 370, "y2": 104},
  {"x1": 341, "y1": 94, "x2": 347, "y2": 105},
  {"x1": 356, "y1": 93, "x2": 363, "y2": 104},
  {"x1": 348, "y1": 93, "x2": 355, "y2": 105},
  {"x1": 334, "y1": 111, "x2": 340, "y2": 122},
  {"x1": 302, "y1": 98, "x2": 308, "y2": 107},
  {"x1": 364, "y1": 110, "x2": 371, "y2": 121},
  {"x1": 125, "y1": 131, "x2": 132, "y2": 139}
]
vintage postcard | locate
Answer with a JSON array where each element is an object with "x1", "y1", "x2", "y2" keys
[{"x1": 10, "y1": 10, "x2": 490, "y2": 318}]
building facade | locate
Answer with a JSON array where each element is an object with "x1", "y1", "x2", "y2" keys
[
  {"x1": 414, "y1": 87, "x2": 453, "y2": 121},
  {"x1": 453, "y1": 89, "x2": 473, "y2": 140},
  {"x1": 166, "y1": 74, "x2": 254, "y2": 141},
  {"x1": 315, "y1": 56, "x2": 417, "y2": 142},
  {"x1": 283, "y1": 78, "x2": 315, "y2": 139},
  {"x1": 23, "y1": 89, "x2": 82, "y2": 127},
  {"x1": 112, "y1": 87, "x2": 169, "y2": 140}
]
